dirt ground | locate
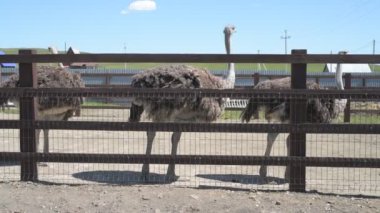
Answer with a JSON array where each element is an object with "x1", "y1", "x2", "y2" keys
[{"x1": 0, "y1": 182, "x2": 379, "y2": 213}]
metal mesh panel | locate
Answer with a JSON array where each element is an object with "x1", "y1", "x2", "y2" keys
[{"x1": 0, "y1": 88, "x2": 379, "y2": 196}]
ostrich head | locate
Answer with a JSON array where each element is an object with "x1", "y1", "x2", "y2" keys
[
  {"x1": 48, "y1": 46, "x2": 65, "y2": 69},
  {"x1": 224, "y1": 25, "x2": 236, "y2": 55},
  {"x1": 223, "y1": 25, "x2": 236, "y2": 88},
  {"x1": 48, "y1": 46, "x2": 59, "y2": 54}
]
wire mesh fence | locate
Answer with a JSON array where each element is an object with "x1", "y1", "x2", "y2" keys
[
  {"x1": 1, "y1": 51, "x2": 380, "y2": 196},
  {"x1": 0, "y1": 88, "x2": 379, "y2": 196}
]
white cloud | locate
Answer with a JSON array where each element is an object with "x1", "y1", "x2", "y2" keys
[
  {"x1": 121, "y1": 0, "x2": 156, "y2": 15},
  {"x1": 129, "y1": 0, "x2": 156, "y2": 11}
]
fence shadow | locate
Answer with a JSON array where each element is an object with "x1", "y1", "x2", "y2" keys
[
  {"x1": 72, "y1": 170, "x2": 176, "y2": 185},
  {"x1": 196, "y1": 174, "x2": 287, "y2": 185}
]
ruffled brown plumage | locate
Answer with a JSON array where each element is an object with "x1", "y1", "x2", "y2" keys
[
  {"x1": 129, "y1": 64, "x2": 227, "y2": 122},
  {"x1": 0, "y1": 65, "x2": 84, "y2": 119},
  {"x1": 241, "y1": 77, "x2": 345, "y2": 123}
]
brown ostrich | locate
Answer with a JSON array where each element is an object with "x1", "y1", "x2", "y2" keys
[
  {"x1": 241, "y1": 51, "x2": 347, "y2": 179},
  {"x1": 129, "y1": 25, "x2": 237, "y2": 181},
  {"x1": 0, "y1": 47, "x2": 85, "y2": 155}
]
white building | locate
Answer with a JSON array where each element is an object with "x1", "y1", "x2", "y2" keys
[{"x1": 323, "y1": 64, "x2": 372, "y2": 73}]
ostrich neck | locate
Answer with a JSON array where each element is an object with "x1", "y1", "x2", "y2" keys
[
  {"x1": 50, "y1": 47, "x2": 65, "y2": 69},
  {"x1": 336, "y1": 63, "x2": 344, "y2": 90},
  {"x1": 224, "y1": 33, "x2": 235, "y2": 88}
]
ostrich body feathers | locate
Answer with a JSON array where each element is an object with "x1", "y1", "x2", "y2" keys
[
  {"x1": 241, "y1": 77, "x2": 346, "y2": 123},
  {"x1": 130, "y1": 64, "x2": 227, "y2": 122},
  {"x1": 1, "y1": 65, "x2": 84, "y2": 120}
]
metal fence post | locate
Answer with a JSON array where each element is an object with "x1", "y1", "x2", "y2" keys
[
  {"x1": 344, "y1": 73, "x2": 352, "y2": 123},
  {"x1": 19, "y1": 49, "x2": 38, "y2": 181},
  {"x1": 289, "y1": 49, "x2": 307, "y2": 192}
]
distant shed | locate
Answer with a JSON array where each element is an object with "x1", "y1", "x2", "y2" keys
[
  {"x1": 65, "y1": 47, "x2": 98, "y2": 69},
  {"x1": 67, "y1": 47, "x2": 80, "y2": 55},
  {"x1": 323, "y1": 63, "x2": 372, "y2": 73},
  {"x1": 0, "y1": 51, "x2": 16, "y2": 68}
]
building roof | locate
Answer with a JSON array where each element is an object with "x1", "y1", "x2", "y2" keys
[
  {"x1": 0, "y1": 51, "x2": 17, "y2": 68},
  {"x1": 67, "y1": 47, "x2": 80, "y2": 54},
  {"x1": 64, "y1": 47, "x2": 98, "y2": 68},
  {"x1": 323, "y1": 63, "x2": 372, "y2": 73}
]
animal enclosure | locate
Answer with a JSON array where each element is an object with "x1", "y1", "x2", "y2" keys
[{"x1": 0, "y1": 50, "x2": 380, "y2": 196}]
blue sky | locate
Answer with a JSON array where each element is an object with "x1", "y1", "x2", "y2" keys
[{"x1": 1, "y1": 0, "x2": 379, "y2": 54}]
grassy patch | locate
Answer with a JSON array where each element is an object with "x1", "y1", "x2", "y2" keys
[
  {"x1": 350, "y1": 113, "x2": 380, "y2": 124},
  {"x1": 82, "y1": 101, "x2": 119, "y2": 107},
  {"x1": 372, "y1": 65, "x2": 380, "y2": 72},
  {"x1": 0, "y1": 108, "x2": 19, "y2": 114},
  {"x1": 221, "y1": 108, "x2": 380, "y2": 124},
  {"x1": 222, "y1": 110, "x2": 242, "y2": 120},
  {"x1": 97, "y1": 62, "x2": 325, "y2": 72}
]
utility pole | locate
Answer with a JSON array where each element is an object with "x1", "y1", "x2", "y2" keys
[
  {"x1": 281, "y1": 30, "x2": 291, "y2": 71},
  {"x1": 281, "y1": 30, "x2": 291, "y2": 54},
  {"x1": 123, "y1": 43, "x2": 127, "y2": 70}
]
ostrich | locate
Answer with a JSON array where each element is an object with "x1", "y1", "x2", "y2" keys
[
  {"x1": 47, "y1": 46, "x2": 65, "y2": 68},
  {"x1": 241, "y1": 51, "x2": 347, "y2": 179},
  {"x1": 129, "y1": 25, "x2": 236, "y2": 181},
  {"x1": 0, "y1": 47, "x2": 84, "y2": 156}
]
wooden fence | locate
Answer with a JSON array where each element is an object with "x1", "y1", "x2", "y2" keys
[{"x1": 0, "y1": 49, "x2": 380, "y2": 192}]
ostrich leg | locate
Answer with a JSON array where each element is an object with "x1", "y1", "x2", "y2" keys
[
  {"x1": 166, "y1": 131, "x2": 181, "y2": 181},
  {"x1": 259, "y1": 132, "x2": 280, "y2": 178},
  {"x1": 35, "y1": 129, "x2": 48, "y2": 166},
  {"x1": 141, "y1": 131, "x2": 156, "y2": 180},
  {"x1": 36, "y1": 129, "x2": 50, "y2": 155},
  {"x1": 35, "y1": 129, "x2": 41, "y2": 151},
  {"x1": 43, "y1": 129, "x2": 49, "y2": 153},
  {"x1": 285, "y1": 135, "x2": 290, "y2": 180}
]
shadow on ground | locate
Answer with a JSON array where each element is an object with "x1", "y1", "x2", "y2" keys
[
  {"x1": 196, "y1": 174, "x2": 287, "y2": 185},
  {"x1": 72, "y1": 170, "x2": 288, "y2": 185},
  {"x1": 72, "y1": 170, "x2": 176, "y2": 185}
]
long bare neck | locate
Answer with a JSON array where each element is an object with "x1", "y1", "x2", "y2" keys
[
  {"x1": 224, "y1": 33, "x2": 235, "y2": 88},
  {"x1": 335, "y1": 63, "x2": 344, "y2": 90},
  {"x1": 336, "y1": 51, "x2": 346, "y2": 90},
  {"x1": 49, "y1": 47, "x2": 65, "y2": 69}
]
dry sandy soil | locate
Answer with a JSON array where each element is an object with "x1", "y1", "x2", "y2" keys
[{"x1": 0, "y1": 182, "x2": 379, "y2": 213}]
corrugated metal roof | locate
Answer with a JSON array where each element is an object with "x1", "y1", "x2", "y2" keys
[
  {"x1": 0, "y1": 51, "x2": 17, "y2": 68},
  {"x1": 324, "y1": 63, "x2": 372, "y2": 73}
]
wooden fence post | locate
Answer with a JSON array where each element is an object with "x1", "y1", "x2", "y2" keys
[
  {"x1": 19, "y1": 49, "x2": 38, "y2": 181},
  {"x1": 252, "y1": 73, "x2": 260, "y2": 119},
  {"x1": 289, "y1": 49, "x2": 307, "y2": 192},
  {"x1": 344, "y1": 73, "x2": 351, "y2": 123}
]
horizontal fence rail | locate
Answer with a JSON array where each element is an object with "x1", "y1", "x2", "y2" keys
[
  {"x1": 0, "y1": 121, "x2": 379, "y2": 134},
  {"x1": 1, "y1": 153, "x2": 379, "y2": 168},
  {"x1": 2, "y1": 69, "x2": 380, "y2": 88},
  {"x1": 1, "y1": 53, "x2": 380, "y2": 63},
  {"x1": 1, "y1": 87, "x2": 380, "y2": 99}
]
